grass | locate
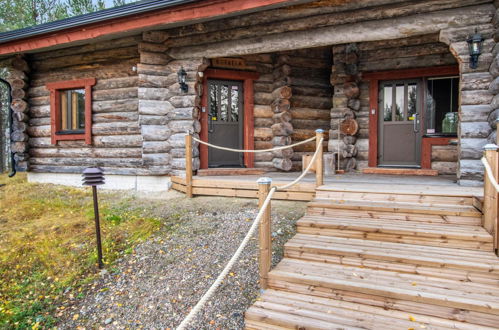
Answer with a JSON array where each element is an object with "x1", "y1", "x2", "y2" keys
[{"x1": 0, "y1": 173, "x2": 162, "y2": 329}]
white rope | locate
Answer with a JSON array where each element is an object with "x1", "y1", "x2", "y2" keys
[
  {"x1": 277, "y1": 137, "x2": 324, "y2": 191},
  {"x1": 481, "y1": 157, "x2": 499, "y2": 192},
  {"x1": 177, "y1": 187, "x2": 277, "y2": 330},
  {"x1": 177, "y1": 137, "x2": 324, "y2": 329},
  {"x1": 192, "y1": 136, "x2": 316, "y2": 153}
]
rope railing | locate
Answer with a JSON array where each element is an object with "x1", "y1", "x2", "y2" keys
[
  {"x1": 177, "y1": 135, "x2": 325, "y2": 330},
  {"x1": 192, "y1": 135, "x2": 316, "y2": 153}
]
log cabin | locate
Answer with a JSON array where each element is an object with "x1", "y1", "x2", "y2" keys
[
  {"x1": 0, "y1": 0, "x2": 497, "y2": 190},
  {"x1": 2, "y1": 1, "x2": 499, "y2": 329}
]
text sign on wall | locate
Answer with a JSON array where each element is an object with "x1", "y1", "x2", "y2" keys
[{"x1": 211, "y1": 58, "x2": 247, "y2": 70}]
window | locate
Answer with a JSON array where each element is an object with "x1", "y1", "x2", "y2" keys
[
  {"x1": 46, "y1": 78, "x2": 96, "y2": 144},
  {"x1": 381, "y1": 80, "x2": 419, "y2": 123},
  {"x1": 425, "y1": 76, "x2": 459, "y2": 136}
]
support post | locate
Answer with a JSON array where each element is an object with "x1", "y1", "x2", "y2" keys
[
  {"x1": 315, "y1": 129, "x2": 324, "y2": 187},
  {"x1": 185, "y1": 133, "x2": 193, "y2": 198},
  {"x1": 257, "y1": 177, "x2": 272, "y2": 290},
  {"x1": 483, "y1": 144, "x2": 498, "y2": 253}
]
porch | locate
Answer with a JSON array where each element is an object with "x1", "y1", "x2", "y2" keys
[{"x1": 171, "y1": 172, "x2": 483, "y2": 202}]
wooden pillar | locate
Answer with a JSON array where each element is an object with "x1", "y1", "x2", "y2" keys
[
  {"x1": 483, "y1": 144, "x2": 498, "y2": 253},
  {"x1": 315, "y1": 129, "x2": 324, "y2": 187},
  {"x1": 257, "y1": 177, "x2": 272, "y2": 289},
  {"x1": 185, "y1": 134, "x2": 193, "y2": 198}
]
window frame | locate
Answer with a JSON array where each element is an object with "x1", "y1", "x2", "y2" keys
[{"x1": 46, "y1": 78, "x2": 96, "y2": 145}]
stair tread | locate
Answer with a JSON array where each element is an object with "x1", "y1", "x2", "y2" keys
[
  {"x1": 246, "y1": 289, "x2": 495, "y2": 330},
  {"x1": 269, "y1": 259, "x2": 499, "y2": 314},
  {"x1": 309, "y1": 198, "x2": 481, "y2": 216},
  {"x1": 298, "y1": 215, "x2": 492, "y2": 241},
  {"x1": 286, "y1": 234, "x2": 499, "y2": 273},
  {"x1": 316, "y1": 183, "x2": 483, "y2": 198}
]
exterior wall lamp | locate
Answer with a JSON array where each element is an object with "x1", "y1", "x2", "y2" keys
[
  {"x1": 467, "y1": 29, "x2": 484, "y2": 69},
  {"x1": 178, "y1": 66, "x2": 188, "y2": 93}
]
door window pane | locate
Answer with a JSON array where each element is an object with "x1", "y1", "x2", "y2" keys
[
  {"x1": 394, "y1": 84, "x2": 405, "y2": 121},
  {"x1": 220, "y1": 84, "x2": 229, "y2": 121},
  {"x1": 60, "y1": 89, "x2": 85, "y2": 132},
  {"x1": 209, "y1": 83, "x2": 218, "y2": 120},
  {"x1": 407, "y1": 84, "x2": 417, "y2": 121},
  {"x1": 383, "y1": 86, "x2": 393, "y2": 121},
  {"x1": 230, "y1": 85, "x2": 239, "y2": 122}
]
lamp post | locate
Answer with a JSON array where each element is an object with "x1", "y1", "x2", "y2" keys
[
  {"x1": 467, "y1": 29, "x2": 483, "y2": 69},
  {"x1": 82, "y1": 167, "x2": 105, "y2": 269}
]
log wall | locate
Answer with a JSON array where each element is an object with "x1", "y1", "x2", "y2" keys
[{"x1": 26, "y1": 36, "x2": 144, "y2": 175}]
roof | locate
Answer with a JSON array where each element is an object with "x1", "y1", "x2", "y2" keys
[{"x1": 0, "y1": 0, "x2": 309, "y2": 57}]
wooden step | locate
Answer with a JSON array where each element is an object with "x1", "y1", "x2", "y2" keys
[
  {"x1": 307, "y1": 204, "x2": 482, "y2": 226},
  {"x1": 268, "y1": 259, "x2": 499, "y2": 327},
  {"x1": 297, "y1": 215, "x2": 493, "y2": 251},
  {"x1": 309, "y1": 199, "x2": 482, "y2": 218},
  {"x1": 285, "y1": 234, "x2": 499, "y2": 285},
  {"x1": 246, "y1": 289, "x2": 496, "y2": 330}
]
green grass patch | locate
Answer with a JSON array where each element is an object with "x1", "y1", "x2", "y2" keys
[{"x1": 0, "y1": 173, "x2": 161, "y2": 329}]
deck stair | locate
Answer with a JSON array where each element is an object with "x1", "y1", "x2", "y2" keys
[{"x1": 245, "y1": 184, "x2": 499, "y2": 329}]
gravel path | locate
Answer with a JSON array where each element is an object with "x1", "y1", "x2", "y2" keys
[{"x1": 56, "y1": 195, "x2": 306, "y2": 329}]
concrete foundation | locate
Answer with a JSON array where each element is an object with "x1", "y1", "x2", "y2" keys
[{"x1": 27, "y1": 172, "x2": 172, "y2": 192}]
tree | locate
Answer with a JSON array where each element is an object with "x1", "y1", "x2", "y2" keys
[
  {"x1": 66, "y1": 0, "x2": 106, "y2": 17},
  {"x1": 0, "y1": 0, "x2": 68, "y2": 32}
]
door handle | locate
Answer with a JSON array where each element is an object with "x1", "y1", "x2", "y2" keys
[{"x1": 413, "y1": 113, "x2": 419, "y2": 133}]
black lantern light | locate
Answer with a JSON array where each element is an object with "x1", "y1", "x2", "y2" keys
[
  {"x1": 82, "y1": 167, "x2": 105, "y2": 269},
  {"x1": 177, "y1": 66, "x2": 188, "y2": 93},
  {"x1": 467, "y1": 28, "x2": 484, "y2": 69}
]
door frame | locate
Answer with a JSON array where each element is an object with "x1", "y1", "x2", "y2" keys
[
  {"x1": 200, "y1": 68, "x2": 259, "y2": 169},
  {"x1": 363, "y1": 65, "x2": 459, "y2": 168}
]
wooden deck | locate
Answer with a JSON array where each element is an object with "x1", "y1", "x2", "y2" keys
[
  {"x1": 245, "y1": 183, "x2": 498, "y2": 329},
  {"x1": 171, "y1": 172, "x2": 483, "y2": 202}
]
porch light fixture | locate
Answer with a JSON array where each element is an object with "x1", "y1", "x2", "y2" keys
[
  {"x1": 177, "y1": 66, "x2": 188, "y2": 93},
  {"x1": 467, "y1": 28, "x2": 484, "y2": 69}
]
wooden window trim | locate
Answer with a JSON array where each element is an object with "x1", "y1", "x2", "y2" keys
[
  {"x1": 363, "y1": 65, "x2": 459, "y2": 167},
  {"x1": 421, "y1": 137, "x2": 455, "y2": 169},
  {"x1": 200, "y1": 68, "x2": 259, "y2": 169},
  {"x1": 46, "y1": 78, "x2": 96, "y2": 145}
]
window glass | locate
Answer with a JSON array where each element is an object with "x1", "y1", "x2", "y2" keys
[
  {"x1": 383, "y1": 86, "x2": 392, "y2": 121},
  {"x1": 407, "y1": 84, "x2": 417, "y2": 121},
  {"x1": 220, "y1": 84, "x2": 229, "y2": 121},
  {"x1": 230, "y1": 85, "x2": 239, "y2": 122},
  {"x1": 209, "y1": 83, "x2": 218, "y2": 120},
  {"x1": 60, "y1": 89, "x2": 85, "y2": 132},
  {"x1": 425, "y1": 77, "x2": 459, "y2": 135},
  {"x1": 394, "y1": 84, "x2": 405, "y2": 121}
]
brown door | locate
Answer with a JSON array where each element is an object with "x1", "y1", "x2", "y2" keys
[
  {"x1": 207, "y1": 79, "x2": 244, "y2": 167},
  {"x1": 378, "y1": 79, "x2": 422, "y2": 167}
]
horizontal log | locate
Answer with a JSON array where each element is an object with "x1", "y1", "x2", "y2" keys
[
  {"x1": 271, "y1": 86, "x2": 292, "y2": 100},
  {"x1": 94, "y1": 76, "x2": 138, "y2": 90},
  {"x1": 32, "y1": 46, "x2": 139, "y2": 71},
  {"x1": 432, "y1": 161, "x2": 457, "y2": 175},
  {"x1": 292, "y1": 119, "x2": 330, "y2": 130},
  {"x1": 30, "y1": 157, "x2": 143, "y2": 167},
  {"x1": 291, "y1": 95, "x2": 331, "y2": 109},
  {"x1": 140, "y1": 51, "x2": 172, "y2": 65},
  {"x1": 254, "y1": 127, "x2": 273, "y2": 141},
  {"x1": 93, "y1": 87, "x2": 138, "y2": 101},
  {"x1": 30, "y1": 147, "x2": 142, "y2": 158},
  {"x1": 93, "y1": 112, "x2": 139, "y2": 123},
  {"x1": 359, "y1": 53, "x2": 457, "y2": 72},
  {"x1": 431, "y1": 145, "x2": 458, "y2": 162},
  {"x1": 139, "y1": 73, "x2": 177, "y2": 88},
  {"x1": 292, "y1": 85, "x2": 332, "y2": 97},
  {"x1": 92, "y1": 99, "x2": 139, "y2": 113},
  {"x1": 255, "y1": 141, "x2": 273, "y2": 150},
  {"x1": 93, "y1": 122, "x2": 141, "y2": 136},
  {"x1": 27, "y1": 125, "x2": 50, "y2": 137},
  {"x1": 169, "y1": 5, "x2": 493, "y2": 59},
  {"x1": 254, "y1": 105, "x2": 273, "y2": 118},
  {"x1": 255, "y1": 118, "x2": 274, "y2": 127},
  {"x1": 291, "y1": 108, "x2": 330, "y2": 120},
  {"x1": 254, "y1": 151, "x2": 273, "y2": 162}
]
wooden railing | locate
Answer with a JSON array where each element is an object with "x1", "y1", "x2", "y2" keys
[{"x1": 482, "y1": 143, "x2": 499, "y2": 255}]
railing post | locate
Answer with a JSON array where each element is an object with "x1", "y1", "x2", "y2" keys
[
  {"x1": 315, "y1": 129, "x2": 324, "y2": 187},
  {"x1": 185, "y1": 133, "x2": 193, "y2": 198},
  {"x1": 257, "y1": 177, "x2": 272, "y2": 290},
  {"x1": 483, "y1": 144, "x2": 498, "y2": 252}
]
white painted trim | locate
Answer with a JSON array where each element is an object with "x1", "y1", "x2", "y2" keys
[{"x1": 27, "y1": 172, "x2": 172, "y2": 192}]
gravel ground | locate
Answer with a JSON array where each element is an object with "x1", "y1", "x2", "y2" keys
[{"x1": 56, "y1": 195, "x2": 306, "y2": 329}]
